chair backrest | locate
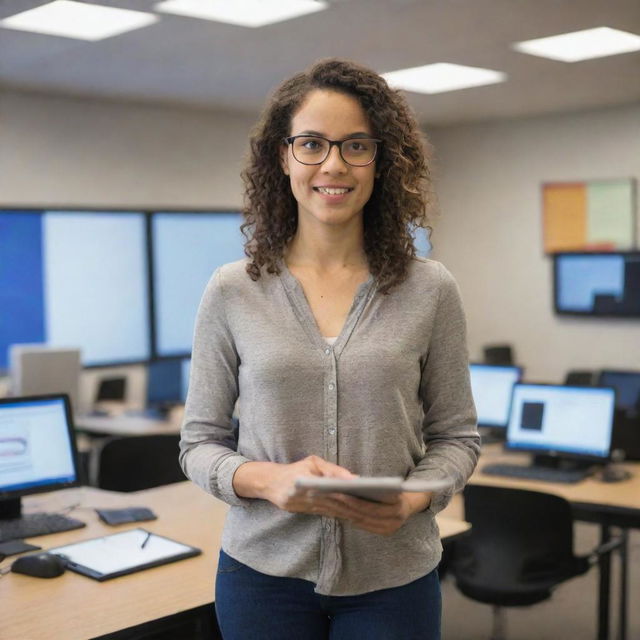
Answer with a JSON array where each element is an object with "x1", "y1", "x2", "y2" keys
[
  {"x1": 564, "y1": 370, "x2": 595, "y2": 386},
  {"x1": 455, "y1": 485, "x2": 578, "y2": 589},
  {"x1": 483, "y1": 344, "x2": 514, "y2": 366},
  {"x1": 96, "y1": 434, "x2": 185, "y2": 492},
  {"x1": 611, "y1": 409, "x2": 640, "y2": 461}
]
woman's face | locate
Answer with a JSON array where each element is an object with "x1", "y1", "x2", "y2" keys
[{"x1": 280, "y1": 89, "x2": 376, "y2": 231}]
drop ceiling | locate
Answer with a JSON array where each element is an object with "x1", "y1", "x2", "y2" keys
[{"x1": 0, "y1": 0, "x2": 639, "y2": 126}]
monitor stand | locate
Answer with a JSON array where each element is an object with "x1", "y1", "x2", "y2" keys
[
  {"x1": 531, "y1": 454, "x2": 593, "y2": 473},
  {"x1": 0, "y1": 496, "x2": 22, "y2": 520},
  {"x1": 479, "y1": 427, "x2": 505, "y2": 445}
]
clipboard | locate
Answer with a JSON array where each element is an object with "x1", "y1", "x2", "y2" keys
[{"x1": 47, "y1": 528, "x2": 201, "y2": 581}]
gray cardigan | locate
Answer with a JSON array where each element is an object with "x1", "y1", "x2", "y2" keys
[{"x1": 180, "y1": 257, "x2": 479, "y2": 595}]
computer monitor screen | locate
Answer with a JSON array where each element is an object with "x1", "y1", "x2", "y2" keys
[
  {"x1": 553, "y1": 252, "x2": 640, "y2": 317},
  {"x1": 181, "y1": 358, "x2": 191, "y2": 404},
  {"x1": 152, "y1": 212, "x2": 244, "y2": 357},
  {"x1": 9, "y1": 345, "x2": 81, "y2": 415},
  {"x1": 598, "y1": 370, "x2": 640, "y2": 413},
  {"x1": 505, "y1": 384, "x2": 615, "y2": 461},
  {"x1": 0, "y1": 210, "x2": 150, "y2": 368},
  {"x1": 147, "y1": 358, "x2": 191, "y2": 408},
  {"x1": 0, "y1": 395, "x2": 80, "y2": 517},
  {"x1": 469, "y1": 364, "x2": 522, "y2": 429},
  {"x1": 412, "y1": 227, "x2": 431, "y2": 258}
]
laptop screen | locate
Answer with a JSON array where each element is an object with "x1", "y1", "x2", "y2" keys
[
  {"x1": 469, "y1": 364, "x2": 522, "y2": 429},
  {"x1": 505, "y1": 384, "x2": 615, "y2": 460}
]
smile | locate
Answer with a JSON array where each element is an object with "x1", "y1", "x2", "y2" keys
[{"x1": 314, "y1": 187, "x2": 353, "y2": 195}]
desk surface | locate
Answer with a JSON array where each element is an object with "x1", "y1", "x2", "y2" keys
[
  {"x1": 472, "y1": 445, "x2": 640, "y2": 513},
  {"x1": 1, "y1": 482, "x2": 469, "y2": 640},
  {"x1": 76, "y1": 413, "x2": 181, "y2": 437},
  {"x1": 434, "y1": 445, "x2": 640, "y2": 525}
]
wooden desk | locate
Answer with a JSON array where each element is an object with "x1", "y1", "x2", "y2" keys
[
  {"x1": 472, "y1": 446, "x2": 640, "y2": 512},
  {"x1": 1, "y1": 482, "x2": 469, "y2": 640},
  {"x1": 469, "y1": 445, "x2": 640, "y2": 640}
]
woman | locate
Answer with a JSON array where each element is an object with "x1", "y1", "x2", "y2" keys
[{"x1": 180, "y1": 58, "x2": 479, "y2": 639}]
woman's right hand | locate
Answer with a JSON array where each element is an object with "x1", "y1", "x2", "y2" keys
[{"x1": 232, "y1": 455, "x2": 356, "y2": 513}]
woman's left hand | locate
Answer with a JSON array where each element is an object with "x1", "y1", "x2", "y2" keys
[{"x1": 322, "y1": 491, "x2": 432, "y2": 536}]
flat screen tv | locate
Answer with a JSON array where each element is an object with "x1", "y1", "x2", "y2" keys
[
  {"x1": 151, "y1": 212, "x2": 245, "y2": 358},
  {"x1": 553, "y1": 252, "x2": 640, "y2": 317},
  {"x1": 0, "y1": 209, "x2": 150, "y2": 369}
]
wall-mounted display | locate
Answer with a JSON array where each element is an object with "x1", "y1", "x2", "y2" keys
[
  {"x1": 0, "y1": 210, "x2": 150, "y2": 369},
  {"x1": 553, "y1": 251, "x2": 640, "y2": 317}
]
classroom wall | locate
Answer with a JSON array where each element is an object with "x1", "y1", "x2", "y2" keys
[
  {"x1": 0, "y1": 89, "x2": 255, "y2": 408},
  {"x1": 428, "y1": 103, "x2": 640, "y2": 383},
  {"x1": 0, "y1": 89, "x2": 254, "y2": 209},
  {"x1": 2, "y1": 90, "x2": 639, "y2": 402}
]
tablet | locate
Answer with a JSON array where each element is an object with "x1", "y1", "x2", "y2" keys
[
  {"x1": 294, "y1": 476, "x2": 452, "y2": 503},
  {"x1": 48, "y1": 528, "x2": 201, "y2": 581}
]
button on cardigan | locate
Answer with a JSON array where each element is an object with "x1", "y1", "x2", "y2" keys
[{"x1": 180, "y1": 257, "x2": 479, "y2": 596}]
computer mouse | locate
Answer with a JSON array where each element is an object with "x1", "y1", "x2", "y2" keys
[
  {"x1": 11, "y1": 553, "x2": 66, "y2": 578},
  {"x1": 599, "y1": 465, "x2": 632, "y2": 483}
]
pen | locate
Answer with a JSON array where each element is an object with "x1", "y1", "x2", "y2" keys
[{"x1": 141, "y1": 532, "x2": 152, "y2": 549}]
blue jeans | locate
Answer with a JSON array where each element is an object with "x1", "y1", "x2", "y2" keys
[{"x1": 215, "y1": 550, "x2": 441, "y2": 640}]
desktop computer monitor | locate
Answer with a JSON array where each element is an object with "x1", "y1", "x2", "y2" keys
[
  {"x1": 469, "y1": 364, "x2": 522, "y2": 438},
  {"x1": 9, "y1": 345, "x2": 81, "y2": 414},
  {"x1": 146, "y1": 358, "x2": 191, "y2": 413},
  {"x1": 0, "y1": 394, "x2": 80, "y2": 520},
  {"x1": 597, "y1": 370, "x2": 640, "y2": 414},
  {"x1": 505, "y1": 383, "x2": 615, "y2": 463}
]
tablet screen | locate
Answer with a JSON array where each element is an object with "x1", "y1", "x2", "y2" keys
[{"x1": 49, "y1": 528, "x2": 198, "y2": 578}]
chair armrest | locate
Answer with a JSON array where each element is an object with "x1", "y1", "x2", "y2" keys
[{"x1": 587, "y1": 536, "x2": 624, "y2": 566}]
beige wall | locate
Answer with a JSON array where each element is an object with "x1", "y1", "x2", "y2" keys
[
  {"x1": 429, "y1": 103, "x2": 640, "y2": 383},
  {"x1": 0, "y1": 90, "x2": 255, "y2": 408},
  {"x1": 0, "y1": 90, "x2": 253, "y2": 209},
  {"x1": 2, "y1": 90, "x2": 639, "y2": 402}
]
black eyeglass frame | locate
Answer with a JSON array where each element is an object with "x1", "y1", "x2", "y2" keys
[{"x1": 283, "y1": 135, "x2": 382, "y2": 167}]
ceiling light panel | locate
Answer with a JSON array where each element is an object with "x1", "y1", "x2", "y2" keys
[
  {"x1": 0, "y1": 0, "x2": 159, "y2": 41},
  {"x1": 155, "y1": 0, "x2": 328, "y2": 28},
  {"x1": 513, "y1": 27, "x2": 640, "y2": 62},
  {"x1": 382, "y1": 63, "x2": 507, "y2": 94}
]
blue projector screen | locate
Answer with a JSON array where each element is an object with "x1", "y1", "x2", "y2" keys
[
  {"x1": 152, "y1": 212, "x2": 245, "y2": 357},
  {"x1": 0, "y1": 210, "x2": 150, "y2": 369}
]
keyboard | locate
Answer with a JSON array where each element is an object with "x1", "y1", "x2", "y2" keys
[
  {"x1": 0, "y1": 513, "x2": 86, "y2": 543},
  {"x1": 482, "y1": 463, "x2": 590, "y2": 484}
]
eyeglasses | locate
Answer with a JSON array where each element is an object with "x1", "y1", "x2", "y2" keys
[{"x1": 283, "y1": 135, "x2": 381, "y2": 167}]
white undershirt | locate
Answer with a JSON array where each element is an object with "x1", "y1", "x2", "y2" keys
[{"x1": 323, "y1": 336, "x2": 338, "y2": 345}]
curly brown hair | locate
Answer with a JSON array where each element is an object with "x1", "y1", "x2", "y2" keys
[{"x1": 241, "y1": 58, "x2": 434, "y2": 294}]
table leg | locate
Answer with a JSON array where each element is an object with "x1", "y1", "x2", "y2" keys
[
  {"x1": 598, "y1": 524, "x2": 611, "y2": 640},
  {"x1": 618, "y1": 528, "x2": 628, "y2": 640}
]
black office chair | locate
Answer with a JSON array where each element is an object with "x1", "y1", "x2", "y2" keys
[
  {"x1": 93, "y1": 434, "x2": 186, "y2": 492},
  {"x1": 483, "y1": 344, "x2": 514, "y2": 366},
  {"x1": 451, "y1": 485, "x2": 620, "y2": 640},
  {"x1": 611, "y1": 410, "x2": 640, "y2": 461},
  {"x1": 564, "y1": 369, "x2": 595, "y2": 386}
]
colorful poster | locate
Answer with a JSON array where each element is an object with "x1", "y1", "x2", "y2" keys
[{"x1": 542, "y1": 178, "x2": 636, "y2": 253}]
